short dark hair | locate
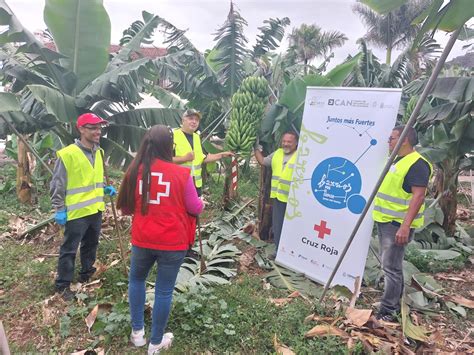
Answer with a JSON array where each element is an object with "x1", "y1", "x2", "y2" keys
[
  {"x1": 282, "y1": 130, "x2": 299, "y2": 141},
  {"x1": 393, "y1": 125, "x2": 417, "y2": 146}
]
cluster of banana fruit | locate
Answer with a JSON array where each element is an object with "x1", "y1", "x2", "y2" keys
[{"x1": 225, "y1": 76, "x2": 268, "y2": 155}]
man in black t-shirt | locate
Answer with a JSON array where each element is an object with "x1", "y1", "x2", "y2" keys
[{"x1": 372, "y1": 125, "x2": 432, "y2": 322}]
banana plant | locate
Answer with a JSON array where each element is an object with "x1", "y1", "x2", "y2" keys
[
  {"x1": 406, "y1": 77, "x2": 474, "y2": 236},
  {"x1": 174, "y1": 238, "x2": 241, "y2": 293},
  {"x1": 0, "y1": 1, "x2": 183, "y2": 170}
]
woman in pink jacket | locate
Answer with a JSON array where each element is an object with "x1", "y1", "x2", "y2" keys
[{"x1": 117, "y1": 125, "x2": 203, "y2": 355}]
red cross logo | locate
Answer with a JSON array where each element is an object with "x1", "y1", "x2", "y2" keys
[
  {"x1": 139, "y1": 172, "x2": 170, "y2": 204},
  {"x1": 314, "y1": 220, "x2": 331, "y2": 239}
]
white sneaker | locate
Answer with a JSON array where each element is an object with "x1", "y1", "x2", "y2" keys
[
  {"x1": 130, "y1": 328, "x2": 146, "y2": 347},
  {"x1": 148, "y1": 332, "x2": 174, "y2": 354}
]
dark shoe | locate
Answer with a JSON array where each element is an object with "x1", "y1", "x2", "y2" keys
[
  {"x1": 56, "y1": 287, "x2": 76, "y2": 301},
  {"x1": 78, "y1": 274, "x2": 91, "y2": 283},
  {"x1": 79, "y1": 267, "x2": 96, "y2": 283},
  {"x1": 376, "y1": 311, "x2": 399, "y2": 322}
]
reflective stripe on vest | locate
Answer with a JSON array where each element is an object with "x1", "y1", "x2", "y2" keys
[
  {"x1": 57, "y1": 144, "x2": 105, "y2": 221},
  {"x1": 270, "y1": 149, "x2": 297, "y2": 203},
  {"x1": 173, "y1": 129, "x2": 206, "y2": 188},
  {"x1": 372, "y1": 151, "x2": 432, "y2": 228}
]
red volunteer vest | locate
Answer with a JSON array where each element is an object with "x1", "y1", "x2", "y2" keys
[{"x1": 131, "y1": 159, "x2": 196, "y2": 250}]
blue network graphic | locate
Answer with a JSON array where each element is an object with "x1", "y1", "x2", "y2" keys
[{"x1": 310, "y1": 125, "x2": 378, "y2": 214}]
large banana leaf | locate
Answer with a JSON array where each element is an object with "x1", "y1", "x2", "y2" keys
[
  {"x1": 109, "y1": 11, "x2": 159, "y2": 68},
  {"x1": 44, "y1": 0, "x2": 111, "y2": 93},
  {"x1": 252, "y1": 17, "x2": 291, "y2": 58},
  {"x1": 0, "y1": 1, "x2": 72, "y2": 92},
  {"x1": 360, "y1": 0, "x2": 408, "y2": 14},
  {"x1": 279, "y1": 53, "x2": 361, "y2": 114},
  {"x1": 264, "y1": 264, "x2": 323, "y2": 297},
  {"x1": 211, "y1": 2, "x2": 249, "y2": 96},
  {"x1": 26, "y1": 85, "x2": 78, "y2": 123},
  {"x1": 0, "y1": 92, "x2": 57, "y2": 137},
  {"x1": 418, "y1": 114, "x2": 474, "y2": 163},
  {"x1": 150, "y1": 87, "x2": 186, "y2": 109},
  {"x1": 154, "y1": 52, "x2": 223, "y2": 102},
  {"x1": 363, "y1": 0, "x2": 473, "y2": 50},
  {"x1": 175, "y1": 240, "x2": 240, "y2": 293},
  {"x1": 102, "y1": 107, "x2": 182, "y2": 167},
  {"x1": 77, "y1": 58, "x2": 155, "y2": 108},
  {"x1": 429, "y1": 77, "x2": 474, "y2": 102}
]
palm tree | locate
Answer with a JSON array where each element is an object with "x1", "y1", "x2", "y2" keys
[
  {"x1": 287, "y1": 24, "x2": 347, "y2": 74},
  {"x1": 353, "y1": 0, "x2": 429, "y2": 65}
]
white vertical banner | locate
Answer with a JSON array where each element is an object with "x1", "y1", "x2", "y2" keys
[{"x1": 276, "y1": 87, "x2": 402, "y2": 291}]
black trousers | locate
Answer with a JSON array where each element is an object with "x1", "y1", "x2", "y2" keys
[
  {"x1": 55, "y1": 212, "x2": 102, "y2": 290},
  {"x1": 272, "y1": 199, "x2": 287, "y2": 249}
]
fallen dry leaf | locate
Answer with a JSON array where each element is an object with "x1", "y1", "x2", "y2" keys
[
  {"x1": 288, "y1": 291, "x2": 300, "y2": 298},
  {"x1": 448, "y1": 295, "x2": 474, "y2": 309},
  {"x1": 436, "y1": 275, "x2": 465, "y2": 282},
  {"x1": 305, "y1": 324, "x2": 349, "y2": 339},
  {"x1": 239, "y1": 247, "x2": 257, "y2": 273},
  {"x1": 351, "y1": 330, "x2": 382, "y2": 348},
  {"x1": 92, "y1": 260, "x2": 108, "y2": 278},
  {"x1": 269, "y1": 298, "x2": 292, "y2": 307},
  {"x1": 273, "y1": 334, "x2": 295, "y2": 355},
  {"x1": 109, "y1": 259, "x2": 120, "y2": 267},
  {"x1": 85, "y1": 304, "x2": 99, "y2": 333},
  {"x1": 428, "y1": 330, "x2": 446, "y2": 349},
  {"x1": 345, "y1": 307, "x2": 372, "y2": 327},
  {"x1": 365, "y1": 316, "x2": 383, "y2": 329},
  {"x1": 303, "y1": 314, "x2": 335, "y2": 324}
]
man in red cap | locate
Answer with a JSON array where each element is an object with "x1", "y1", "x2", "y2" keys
[{"x1": 50, "y1": 113, "x2": 116, "y2": 301}]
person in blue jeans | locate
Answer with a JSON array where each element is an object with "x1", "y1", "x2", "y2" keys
[
  {"x1": 372, "y1": 125, "x2": 431, "y2": 322},
  {"x1": 117, "y1": 125, "x2": 203, "y2": 354}
]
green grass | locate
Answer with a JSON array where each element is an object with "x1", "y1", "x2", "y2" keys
[
  {"x1": 0, "y1": 231, "x2": 352, "y2": 354},
  {"x1": 168, "y1": 276, "x2": 350, "y2": 354},
  {"x1": 405, "y1": 246, "x2": 468, "y2": 273}
]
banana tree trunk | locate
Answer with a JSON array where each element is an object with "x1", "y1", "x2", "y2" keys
[
  {"x1": 258, "y1": 165, "x2": 272, "y2": 240},
  {"x1": 16, "y1": 136, "x2": 32, "y2": 204},
  {"x1": 437, "y1": 161, "x2": 458, "y2": 237}
]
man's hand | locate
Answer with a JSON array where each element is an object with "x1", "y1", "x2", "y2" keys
[
  {"x1": 220, "y1": 151, "x2": 234, "y2": 158},
  {"x1": 104, "y1": 185, "x2": 117, "y2": 197},
  {"x1": 395, "y1": 225, "x2": 410, "y2": 245},
  {"x1": 184, "y1": 151, "x2": 195, "y2": 162},
  {"x1": 55, "y1": 210, "x2": 67, "y2": 225}
]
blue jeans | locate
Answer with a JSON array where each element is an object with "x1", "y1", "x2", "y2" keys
[
  {"x1": 129, "y1": 246, "x2": 186, "y2": 345},
  {"x1": 376, "y1": 222, "x2": 413, "y2": 314},
  {"x1": 55, "y1": 212, "x2": 102, "y2": 290}
]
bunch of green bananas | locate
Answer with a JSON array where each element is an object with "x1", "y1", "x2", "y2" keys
[{"x1": 225, "y1": 76, "x2": 268, "y2": 155}]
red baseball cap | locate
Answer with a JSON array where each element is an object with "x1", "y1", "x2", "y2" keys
[{"x1": 76, "y1": 113, "x2": 108, "y2": 128}]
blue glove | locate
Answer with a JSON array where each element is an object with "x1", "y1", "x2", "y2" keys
[
  {"x1": 104, "y1": 185, "x2": 117, "y2": 197},
  {"x1": 55, "y1": 210, "x2": 67, "y2": 225}
]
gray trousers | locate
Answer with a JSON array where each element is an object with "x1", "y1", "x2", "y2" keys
[
  {"x1": 376, "y1": 222, "x2": 413, "y2": 314},
  {"x1": 272, "y1": 199, "x2": 287, "y2": 249}
]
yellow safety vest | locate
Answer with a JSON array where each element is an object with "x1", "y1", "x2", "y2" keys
[
  {"x1": 57, "y1": 144, "x2": 105, "y2": 221},
  {"x1": 373, "y1": 151, "x2": 432, "y2": 228},
  {"x1": 270, "y1": 148, "x2": 297, "y2": 203},
  {"x1": 173, "y1": 129, "x2": 206, "y2": 188}
]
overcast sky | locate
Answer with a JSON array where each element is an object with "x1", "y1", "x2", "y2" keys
[{"x1": 5, "y1": 0, "x2": 471, "y2": 69}]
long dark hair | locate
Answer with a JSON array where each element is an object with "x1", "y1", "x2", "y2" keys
[{"x1": 117, "y1": 125, "x2": 174, "y2": 215}]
